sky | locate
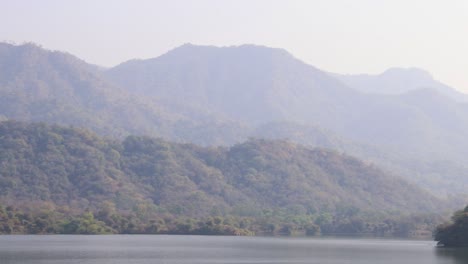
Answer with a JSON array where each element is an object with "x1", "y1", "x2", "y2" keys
[{"x1": 1, "y1": 0, "x2": 468, "y2": 92}]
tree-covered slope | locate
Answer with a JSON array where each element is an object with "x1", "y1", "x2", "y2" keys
[
  {"x1": 0, "y1": 42, "x2": 248, "y2": 144},
  {"x1": 0, "y1": 42, "x2": 175, "y2": 137},
  {"x1": 0, "y1": 121, "x2": 143, "y2": 209},
  {"x1": 0, "y1": 121, "x2": 446, "y2": 217},
  {"x1": 105, "y1": 44, "x2": 468, "y2": 198}
]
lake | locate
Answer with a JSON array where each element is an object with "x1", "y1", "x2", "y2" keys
[{"x1": 0, "y1": 235, "x2": 466, "y2": 264}]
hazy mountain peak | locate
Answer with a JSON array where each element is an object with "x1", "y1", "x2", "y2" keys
[
  {"x1": 164, "y1": 43, "x2": 292, "y2": 57},
  {"x1": 0, "y1": 41, "x2": 99, "y2": 74},
  {"x1": 105, "y1": 43, "x2": 355, "y2": 126},
  {"x1": 172, "y1": 43, "x2": 287, "y2": 52},
  {"x1": 380, "y1": 67, "x2": 434, "y2": 82},
  {"x1": 335, "y1": 66, "x2": 468, "y2": 102},
  {"x1": 1, "y1": 41, "x2": 43, "y2": 51}
]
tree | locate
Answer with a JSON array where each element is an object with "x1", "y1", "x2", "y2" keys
[
  {"x1": 61, "y1": 212, "x2": 114, "y2": 234},
  {"x1": 434, "y1": 206, "x2": 468, "y2": 247}
]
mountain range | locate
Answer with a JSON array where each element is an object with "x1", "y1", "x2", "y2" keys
[{"x1": 1, "y1": 41, "x2": 468, "y2": 204}]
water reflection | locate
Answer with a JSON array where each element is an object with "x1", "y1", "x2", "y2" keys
[
  {"x1": 0, "y1": 236, "x2": 457, "y2": 264},
  {"x1": 435, "y1": 248, "x2": 468, "y2": 264}
]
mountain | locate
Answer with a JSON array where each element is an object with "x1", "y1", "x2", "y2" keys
[
  {"x1": 104, "y1": 44, "x2": 468, "y2": 150},
  {"x1": 334, "y1": 67, "x2": 468, "y2": 102},
  {"x1": 105, "y1": 44, "x2": 468, "y2": 198},
  {"x1": 0, "y1": 42, "x2": 249, "y2": 145},
  {"x1": 0, "y1": 121, "x2": 447, "y2": 235},
  {"x1": 106, "y1": 43, "x2": 357, "y2": 129},
  {"x1": 0, "y1": 42, "x2": 172, "y2": 136}
]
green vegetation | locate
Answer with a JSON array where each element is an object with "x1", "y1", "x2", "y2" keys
[
  {"x1": 0, "y1": 121, "x2": 446, "y2": 236},
  {"x1": 434, "y1": 205, "x2": 468, "y2": 247}
]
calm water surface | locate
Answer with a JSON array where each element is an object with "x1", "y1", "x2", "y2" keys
[{"x1": 0, "y1": 235, "x2": 466, "y2": 264}]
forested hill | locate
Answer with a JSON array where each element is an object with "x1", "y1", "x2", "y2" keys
[
  {"x1": 105, "y1": 44, "x2": 468, "y2": 198},
  {"x1": 0, "y1": 121, "x2": 446, "y2": 235},
  {"x1": 0, "y1": 42, "x2": 171, "y2": 137},
  {"x1": 0, "y1": 42, "x2": 246, "y2": 144},
  {"x1": 2, "y1": 42, "x2": 468, "y2": 198}
]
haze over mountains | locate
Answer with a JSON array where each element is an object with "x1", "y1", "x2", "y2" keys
[
  {"x1": 1, "y1": 41, "x2": 468, "y2": 208},
  {"x1": 106, "y1": 43, "x2": 468, "y2": 199},
  {"x1": 334, "y1": 68, "x2": 468, "y2": 102}
]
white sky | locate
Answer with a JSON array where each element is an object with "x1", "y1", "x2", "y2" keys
[{"x1": 1, "y1": 0, "x2": 468, "y2": 92}]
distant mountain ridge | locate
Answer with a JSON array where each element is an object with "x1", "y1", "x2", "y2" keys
[
  {"x1": 0, "y1": 42, "x2": 249, "y2": 144},
  {"x1": 104, "y1": 44, "x2": 468, "y2": 151},
  {"x1": 334, "y1": 67, "x2": 468, "y2": 102},
  {"x1": 106, "y1": 43, "x2": 357, "y2": 126}
]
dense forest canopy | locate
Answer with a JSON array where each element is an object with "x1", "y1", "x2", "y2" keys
[{"x1": 0, "y1": 121, "x2": 446, "y2": 236}]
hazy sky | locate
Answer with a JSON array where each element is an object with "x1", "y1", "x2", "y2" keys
[{"x1": 1, "y1": 0, "x2": 468, "y2": 92}]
